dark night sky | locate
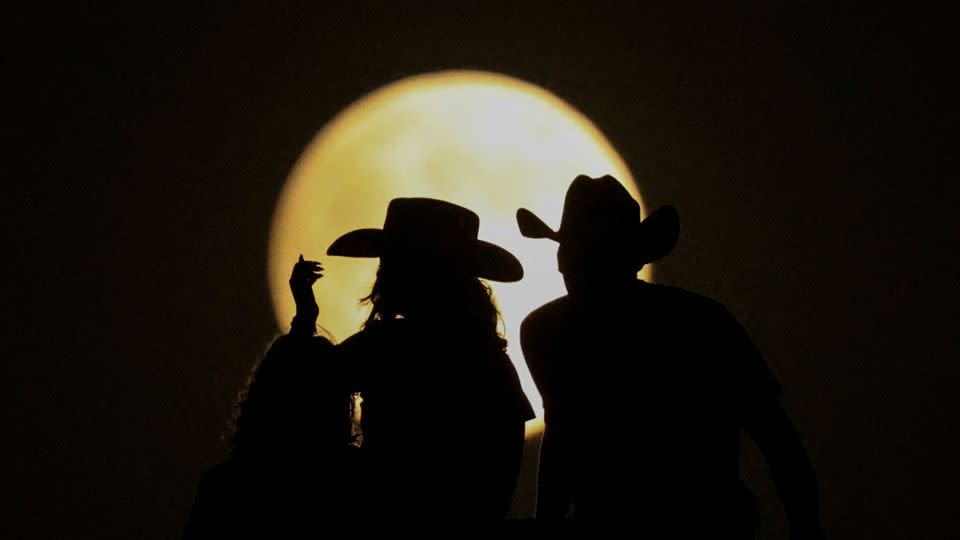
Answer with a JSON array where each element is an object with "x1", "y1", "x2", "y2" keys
[{"x1": 5, "y1": 4, "x2": 957, "y2": 538}]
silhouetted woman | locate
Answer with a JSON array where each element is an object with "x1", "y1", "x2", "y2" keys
[
  {"x1": 184, "y1": 262, "x2": 360, "y2": 537},
  {"x1": 302, "y1": 198, "x2": 535, "y2": 519}
]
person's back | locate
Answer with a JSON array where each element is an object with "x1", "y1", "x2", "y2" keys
[
  {"x1": 522, "y1": 280, "x2": 775, "y2": 530},
  {"x1": 338, "y1": 316, "x2": 530, "y2": 519},
  {"x1": 517, "y1": 175, "x2": 824, "y2": 538},
  {"x1": 322, "y1": 197, "x2": 534, "y2": 519}
]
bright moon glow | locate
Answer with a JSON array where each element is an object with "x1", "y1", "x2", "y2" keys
[{"x1": 269, "y1": 70, "x2": 651, "y2": 416}]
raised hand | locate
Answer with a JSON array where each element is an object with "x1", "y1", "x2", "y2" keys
[{"x1": 289, "y1": 254, "x2": 322, "y2": 334}]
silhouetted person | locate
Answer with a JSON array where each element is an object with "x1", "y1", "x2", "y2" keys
[
  {"x1": 517, "y1": 175, "x2": 825, "y2": 538},
  {"x1": 298, "y1": 198, "x2": 534, "y2": 519},
  {"x1": 183, "y1": 262, "x2": 360, "y2": 537}
]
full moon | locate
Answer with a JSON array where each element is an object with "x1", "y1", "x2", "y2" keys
[{"x1": 269, "y1": 70, "x2": 650, "y2": 416}]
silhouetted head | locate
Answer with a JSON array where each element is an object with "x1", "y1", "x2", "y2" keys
[
  {"x1": 517, "y1": 175, "x2": 679, "y2": 297},
  {"x1": 328, "y1": 198, "x2": 523, "y2": 347}
]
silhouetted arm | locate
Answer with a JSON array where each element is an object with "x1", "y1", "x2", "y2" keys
[
  {"x1": 520, "y1": 314, "x2": 574, "y2": 519},
  {"x1": 718, "y1": 304, "x2": 825, "y2": 538},
  {"x1": 289, "y1": 255, "x2": 323, "y2": 337},
  {"x1": 535, "y1": 420, "x2": 574, "y2": 519},
  {"x1": 744, "y1": 398, "x2": 825, "y2": 539}
]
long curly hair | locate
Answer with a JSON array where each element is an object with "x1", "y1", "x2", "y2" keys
[{"x1": 362, "y1": 255, "x2": 507, "y2": 352}]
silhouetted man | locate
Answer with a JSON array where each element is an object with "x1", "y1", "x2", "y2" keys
[{"x1": 517, "y1": 175, "x2": 824, "y2": 538}]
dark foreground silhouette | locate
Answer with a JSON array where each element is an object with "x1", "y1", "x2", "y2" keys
[
  {"x1": 186, "y1": 198, "x2": 533, "y2": 532},
  {"x1": 326, "y1": 198, "x2": 534, "y2": 519},
  {"x1": 183, "y1": 334, "x2": 361, "y2": 536},
  {"x1": 518, "y1": 175, "x2": 825, "y2": 537}
]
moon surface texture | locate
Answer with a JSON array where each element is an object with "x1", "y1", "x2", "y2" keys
[{"x1": 269, "y1": 70, "x2": 649, "y2": 416}]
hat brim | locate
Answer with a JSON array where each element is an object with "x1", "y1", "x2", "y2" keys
[
  {"x1": 516, "y1": 204, "x2": 680, "y2": 265},
  {"x1": 327, "y1": 229, "x2": 524, "y2": 283},
  {"x1": 637, "y1": 205, "x2": 680, "y2": 264},
  {"x1": 327, "y1": 229, "x2": 383, "y2": 259},
  {"x1": 474, "y1": 240, "x2": 524, "y2": 282}
]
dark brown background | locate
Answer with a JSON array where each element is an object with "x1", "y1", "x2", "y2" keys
[{"x1": 5, "y1": 3, "x2": 956, "y2": 538}]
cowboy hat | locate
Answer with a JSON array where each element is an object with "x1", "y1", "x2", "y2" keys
[
  {"x1": 516, "y1": 175, "x2": 680, "y2": 267},
  {"x1": 328, "y1": 197, "x2": 524, "y2": 282}
]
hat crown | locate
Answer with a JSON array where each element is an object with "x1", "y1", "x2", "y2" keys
[
  {"x1": 558, "y1": 175, "x2": 642, "y2": 243},
  {"x1": 514, "y1": 174, "x2": 680, "y2": 267},
  {"x1": 382, "y1": 198, "x2": 480, "y2": 246},
  {"x1": 328, "y1": 197, "x2": 524, "y2": 282}
]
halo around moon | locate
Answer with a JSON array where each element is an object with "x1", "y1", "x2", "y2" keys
[{"x1": 269, "y1": 70, "x2": 650, "y2": 415}]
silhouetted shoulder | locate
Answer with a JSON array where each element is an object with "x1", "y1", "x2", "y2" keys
[
  {"x1": 246, "y1": 334, "x2": 338, "y2": 394},
  {"x1": 639, "y1": 282, "x2": 783, "y2": 401},
  {"x1": 268, "y1": 333, "x2": 336, "y2": 362},
  {"x1": 249, "y1": 334, "x2": 339, "y2": 395},
  {"x1": 520, "y1": 294, "x2": 572, "y2": 333},
  {"x1": 635, "y1": 280, "x2": 726, "y2": 312},
  {"x1": 336, "y1": 319, "x2": 407, "y2": 363},
  {"x1": 335, "y1": 319, "x2": 416, "y2": 392},
  {"x1": 519, "y1": 295, "x2": 574, "y2": 401},
  {"x1": 338, "y1": 318, "x2": 401, "y2": 347}
]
